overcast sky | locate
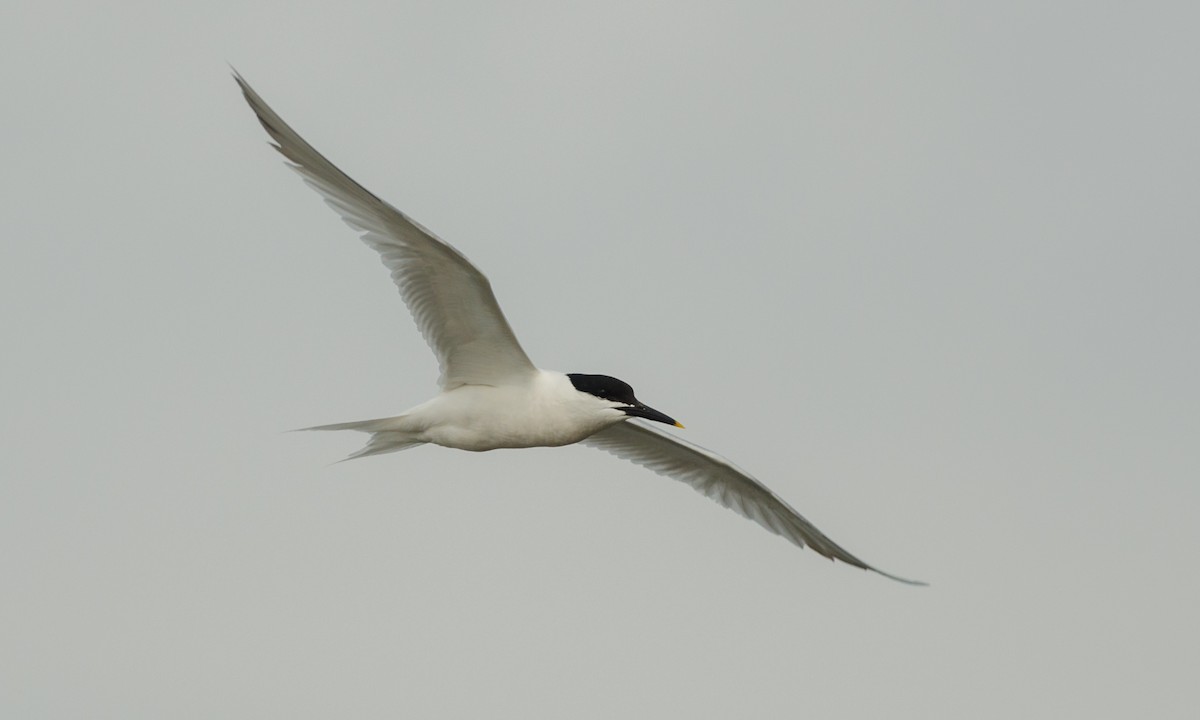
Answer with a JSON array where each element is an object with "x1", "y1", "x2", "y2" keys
[{"x1": 3, "y1": 2, "x2": 1198, "y2": 718}]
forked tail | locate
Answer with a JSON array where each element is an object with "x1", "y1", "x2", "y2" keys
[{"x1": 300, "y1": 416, "x2": 426, "y2": 461}]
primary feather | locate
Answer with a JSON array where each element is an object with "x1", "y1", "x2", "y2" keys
[
  {"x1": 584, "y1": 421, "x2": 927, "y2": 585},
  {"x1": 234, "y1": 72, "x2": 536, "y2": 389}
]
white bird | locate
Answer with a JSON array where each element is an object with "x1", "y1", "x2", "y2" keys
[{"x1": 235, "y1": 73, "x2": 925, "y2": 585}]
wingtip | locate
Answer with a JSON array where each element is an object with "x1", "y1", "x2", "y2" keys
[{"x1": 872, "y1": 568, "x2": 929, "y2": 586}]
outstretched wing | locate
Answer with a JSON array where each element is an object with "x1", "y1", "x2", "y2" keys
[
  {"x1": 583, "y1": 421, "x2": 926, "y2": 585},
  {"x1": 235, "y1": 73, "x2": 537, "y2": 389}
]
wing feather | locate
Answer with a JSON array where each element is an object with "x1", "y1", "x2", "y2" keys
[
  {"x1": 234, "y1": 72, "x2": 536, "y2": 389},
  {"x1": 584, "y1": 421, "x2": 926, "y2": 585}
]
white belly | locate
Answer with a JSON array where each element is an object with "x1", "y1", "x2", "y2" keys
[{"x1": 408, "y1": 371, "x2": 623, "y2": 452}]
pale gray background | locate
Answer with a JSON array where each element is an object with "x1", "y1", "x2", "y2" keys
[{"x1": 3, "y1": 1, "x2": 1197, "y2": 717}]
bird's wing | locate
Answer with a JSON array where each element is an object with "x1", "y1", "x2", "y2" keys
[
  {"x1": 583, "y1": 421, "x2": 926, "y2": 585},
  {"x1": 234, "y1": 73, "x2": 537, "y2": 389}
]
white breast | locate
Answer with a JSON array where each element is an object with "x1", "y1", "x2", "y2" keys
[{"x1": 412, "y1": 370, "x2": 625, "y2": 451}]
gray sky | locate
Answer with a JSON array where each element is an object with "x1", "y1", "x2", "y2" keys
[{"x1": 3, "y1": 1, "x2": 1197, "y2": 717}]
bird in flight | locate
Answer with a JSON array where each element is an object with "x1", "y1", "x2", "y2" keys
[{"x1": 235, "y1": 72, "x2": 925, "y2": 585}]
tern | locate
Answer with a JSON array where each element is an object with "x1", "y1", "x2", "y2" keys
[{"x1": 236, "y1": 73, "x2": 925, "y2": 585}]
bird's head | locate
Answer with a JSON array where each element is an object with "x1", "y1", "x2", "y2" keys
[{"x1": 567, "y1": 373, "x2": 684, "y2": 428}]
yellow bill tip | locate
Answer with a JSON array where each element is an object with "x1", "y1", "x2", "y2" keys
[{"x1": 674, "y1": 421, "x2": 686, "y2": 429}]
